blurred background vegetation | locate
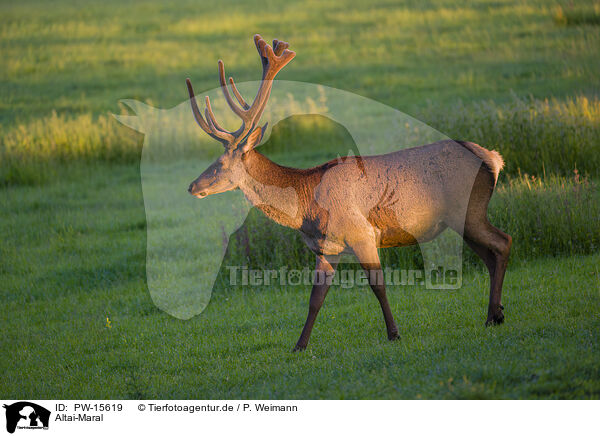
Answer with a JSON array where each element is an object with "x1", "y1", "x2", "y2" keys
[{"x1": 1, "y1": 0, "x2": 599, "y2": 181}]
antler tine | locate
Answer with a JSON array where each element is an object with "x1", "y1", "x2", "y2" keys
[
  {"x1": 255, "y1": 34, "x2": 295, "y2": 80},
  {"x1": 254, "y1": 34, "x2": 269, "y2": 73},
  {"x1": 186, "y1": 78, "x2": 209, "y2": 132},
  {"x1": 218, "y1": 60, "x2": 246, "y2": 118},
  {"x1": 273, "y1": 40, "x2": 289, "y2": 56},
  {"x1": 204, "y1": 108, "x2": 234, "y2": 144},
  {"x1": 228, "y1": 77, "x2": 250, "y2": 110},
  {"x1": 243, "y1": 34, "x2": 295, "y2": 125},
  {"x1": 204, "y1": 96, "x2": 235, "y2": 143},
  {"x1": 186, "y1": 78, "x2": 230, "y2": 145},
  {"x1": 204, "y1": 96, "x2": 226, "y2": 133}
]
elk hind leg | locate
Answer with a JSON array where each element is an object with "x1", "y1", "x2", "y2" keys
[
  {"x1": 352, "y1": 240, "x2": 400, "y2": 341},
  {"x1": 463, "y1": 219, "x2": 512, "y2": 325}
]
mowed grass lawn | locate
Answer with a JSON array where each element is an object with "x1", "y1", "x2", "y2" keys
[{"x1": 1, "y1": 0, "x2": 600, "y2": 399}]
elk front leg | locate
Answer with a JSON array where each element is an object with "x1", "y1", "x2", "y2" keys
[
  {"x1": 352, "y1": 241, "x2": 400, "y2": 341},
  {"x1": 293, "y1": 254, "x2": 339, "y2": 352}
]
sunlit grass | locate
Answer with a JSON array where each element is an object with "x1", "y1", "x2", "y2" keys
[
  {"x1": 553, "y1": 2, "x2": 600, "y2": 26},
  {"x1": 2, "y1": 94, "x2": 599, "y2": 186},
  {"x1": 420, "y1": 94, "x2": 600, "y2": 176}
]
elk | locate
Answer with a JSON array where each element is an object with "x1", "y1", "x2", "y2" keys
[{"x1": 186, "y1": 35, "x2": 512, "y2": 351}]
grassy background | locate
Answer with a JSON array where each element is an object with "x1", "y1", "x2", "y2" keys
[{"x1": 1, "y1": 0, "x2": 599, "y2": 399}]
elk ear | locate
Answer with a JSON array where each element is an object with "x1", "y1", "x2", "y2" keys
[{"x1": 241, "y1": 123, "x2": 267, "y2": 153}]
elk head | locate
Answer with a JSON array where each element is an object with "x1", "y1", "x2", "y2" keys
[{"x1": 186, "y1": 34, "x2": 296, "y2": 198}]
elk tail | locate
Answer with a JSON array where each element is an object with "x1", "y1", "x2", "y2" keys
[{"x1": 456, "y1": 140, "x2": 504, "y2": 186}]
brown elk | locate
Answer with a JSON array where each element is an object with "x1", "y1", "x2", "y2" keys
[{"x1": 186, "y1": 35, "x2": 512, "y2": 351}]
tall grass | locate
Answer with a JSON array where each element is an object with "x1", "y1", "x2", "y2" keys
[
  {"x1": 1, "y1": 94, "x2": 599, "y2": 186},
  {"x1": 490, "y1": 170, "x2": 599, "y2": 260},
  {"x1": 420, "y1": 94, "x2": 600, "y2": 177},
  {"x1": 0, "y1": 111, "x2": 141, "y2": 186},
  {"x1": 553, "y1": 2, "x2": 600, "y2": 26}
]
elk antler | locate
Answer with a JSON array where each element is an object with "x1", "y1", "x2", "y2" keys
[{"x1": 186, "y1": 34, "x2": 296, "y2": 149}]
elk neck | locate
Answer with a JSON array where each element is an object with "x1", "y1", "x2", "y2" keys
[{"x1": 238, "y1": 149, "x2": 321, "y2": 230}]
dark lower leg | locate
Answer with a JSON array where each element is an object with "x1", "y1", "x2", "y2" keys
[
  {"x1": 466, "y1": 227, "x2": 511, "y2": 325},
  {"x1": 464, "y1": 236, "x2": 496, "y2": 276},
  {"x1": 464, "y1": 236, "x2": 502, "y2": 324},
  {"x1": 486, "y1": 251, "x2": 509, "y2": 325},
  {"x1": 293, "y1": 255, "x2": 338, "y2": 351},
  {"x1": 365, "y1": 268, "x2": 399, "y2": 339},
  {"x1": 352, "y1": 241, "x2": 399, "y2": 341}
]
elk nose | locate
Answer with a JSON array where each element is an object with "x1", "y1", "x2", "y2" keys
[{"x1": 188, "y1": 183, "x2": 194, "y2": 194}]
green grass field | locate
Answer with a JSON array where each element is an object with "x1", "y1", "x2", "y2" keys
[{"x1": 1, "y1": 0, "x2": 599, "y2": 399}]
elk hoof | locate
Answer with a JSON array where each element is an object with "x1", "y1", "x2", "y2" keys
[
  {"x1": 292, "y1": 344, "x2": 306, "y2": 352},
  {"x1": 485, "y1": 307, "x2": 505, "y2": 326},
  {"x1": 388, "y1": 331, "x2": 400, "y2": 341}
]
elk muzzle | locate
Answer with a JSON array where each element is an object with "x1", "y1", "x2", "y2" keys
[
  {"x1": 187, "y1": 165, "x2": 237, "y2": 198},
  {"x1": 188, "y1": 183, "x2": 207, "y2": 198},
  {"x1": 188, "y1": 179, "x2": 210, "y2": 198}
]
